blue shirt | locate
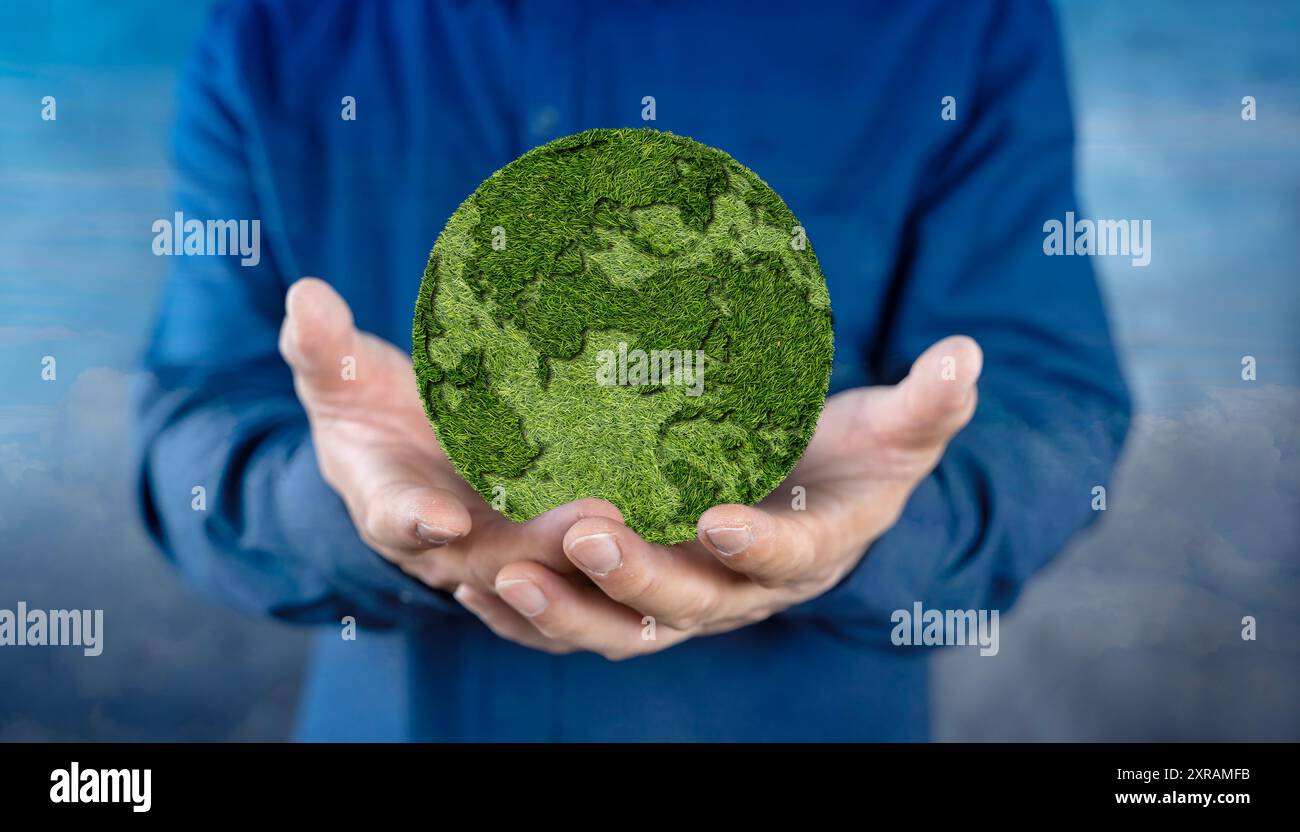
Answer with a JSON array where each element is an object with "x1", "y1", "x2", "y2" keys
[{"x1": 134, "y1": 0, "x2": 1130, "y2": 741}]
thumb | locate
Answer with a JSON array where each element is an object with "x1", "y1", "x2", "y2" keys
[
  {"x1": 279, "y1": 277, "x2": 357, "y2": 394},
  {"x1": 802, "y1": 336, "x2": 982, "y2": 474},
  {"x1": 869, "y1": 334, "x2": 983, "y2": 449}
]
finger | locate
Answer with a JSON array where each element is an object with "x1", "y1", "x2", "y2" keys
[
  {"x1": 279, "y1": 277, "x2": 357, "y2": 395},
  {"x1": 799, "y1": 336, "x2": 981, "y2": 478},
  {"x1": 359, "y1": 479, "x2": 472, "y2": 552},
  {"x1": 453, "y1": 585, "x2": 575, "y2": 654},
  {"x1": 860, "y1": 335, "x2": 982, "y2": 448},
  {"x1": 461, "y1": 498, "x2": 624, "y2": 589},
  {"x1": 696, "y1": 503, "x2": 819, "y2": 588},
  {"x1": 492, "y1": 561, "x2": 684, "y2": 660},
  {"x1": 560, "y1": 516, "x2": 756, "y2": 629}
]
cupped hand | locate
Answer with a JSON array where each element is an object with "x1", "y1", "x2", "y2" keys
[
  {"x1": 453, "y1": 335, "x2": 982, "y2": 659},
  {"x1": 278, "y1": 277, "x2": 622, "y2": 594}
]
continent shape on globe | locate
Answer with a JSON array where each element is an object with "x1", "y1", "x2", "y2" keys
[{"x1": 413, "y1": 127, "x2": 833, "y2": 545}]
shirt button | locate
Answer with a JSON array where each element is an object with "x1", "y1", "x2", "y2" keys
[{"x1": 398, "y1": 589, "x2": 416, "y2": 605}]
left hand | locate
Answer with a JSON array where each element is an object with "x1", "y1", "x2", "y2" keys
[{"x1": 453, "y1": 335, "x2": 982, "y2": 659}]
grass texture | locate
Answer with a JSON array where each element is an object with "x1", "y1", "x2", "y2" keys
[{"x1": 413, "y1": 128, "x2": 833, "y2": 544}]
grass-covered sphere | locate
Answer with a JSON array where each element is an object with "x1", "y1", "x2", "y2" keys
[{"x1": 413, "y1": 128, "x2": 833, "y2": 544}]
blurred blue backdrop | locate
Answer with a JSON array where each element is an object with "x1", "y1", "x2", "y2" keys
[{"x1": 1, "y1": 0, "x2": 1296, "y2": 740}]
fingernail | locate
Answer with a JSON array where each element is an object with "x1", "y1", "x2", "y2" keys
[
  {"x1": 417, "y1": 523, "x2": 459, "y2": 546},
  {"x1": 705, "y1": 525, "x2": 753, "y2": 557},
  {"x1": 566, "y1": 532, "x2": 623, "y2": 575},
  {"x1": 496, "y1": 579, "x2": 547, "y2": 617}
]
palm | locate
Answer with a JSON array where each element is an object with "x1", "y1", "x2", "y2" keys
[
  {"x1": 281, "y1": 278, "x2": 624, "y2": 594},
  {"x1": 309, "y1": 331, "x2": 494, "y2": 521}
]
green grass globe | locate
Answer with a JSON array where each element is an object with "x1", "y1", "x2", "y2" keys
[{"x1": 413, "y1": 128, "x2": 833, "y2": 544}]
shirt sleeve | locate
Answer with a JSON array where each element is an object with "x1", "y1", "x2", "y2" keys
[
  {"x1": 788, "y1": 0, "x2": 1132, "y2": 630},
  {"x1": 132, "y1": 4, "x2": 455, "y2": 627}
]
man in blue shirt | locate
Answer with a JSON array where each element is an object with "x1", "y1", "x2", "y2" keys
[{"x1": 134, "y1": 0, "x2": 1130, "y2": 741}]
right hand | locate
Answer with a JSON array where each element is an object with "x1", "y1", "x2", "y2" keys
[{"x1": 277, "y1": 277, "x2": 622, "y2": 595}]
